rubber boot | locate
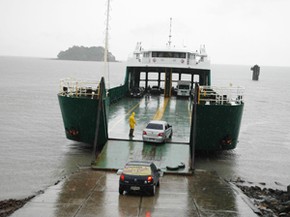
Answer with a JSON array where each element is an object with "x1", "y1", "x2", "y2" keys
[{"x1": 129, "y1": 129, "x2": 134, "y2": 137}]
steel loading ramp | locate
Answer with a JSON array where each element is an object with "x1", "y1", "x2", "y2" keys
[{"x1": 92, "y1": 139, "x2": 191, "y2": 174}]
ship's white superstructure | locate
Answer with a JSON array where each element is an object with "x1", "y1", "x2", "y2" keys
[{"x1": 127, "y1": 43, "x2": 210, "y2": 70}]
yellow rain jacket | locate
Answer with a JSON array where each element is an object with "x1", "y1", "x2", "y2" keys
[{"x1": 129, "y1": 112, "x2": 136, "y2": 129}]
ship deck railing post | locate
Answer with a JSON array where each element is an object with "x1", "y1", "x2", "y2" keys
[{"x1": 190, "y1": 82, "x2": 199, "y2": 171}]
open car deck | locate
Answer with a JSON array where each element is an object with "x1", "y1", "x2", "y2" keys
[{"x1": 92, "y1": 96, "x2": 192, "y2": 174}]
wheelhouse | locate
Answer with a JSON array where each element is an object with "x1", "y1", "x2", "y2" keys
[{"x1": 125, "y1": 43, "x2": 211, "y2": 97}]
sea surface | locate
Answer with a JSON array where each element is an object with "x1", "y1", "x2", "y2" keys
[{"x1": 0, "y1": 56, "x2": 290, "y2": 200}]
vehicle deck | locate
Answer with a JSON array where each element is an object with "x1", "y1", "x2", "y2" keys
[
  {"x1": 92, "y1": 95, "x2": 192, "y2": 174},
  {"x1": 108, "y1": 95, "x2": 192, "y2": 143}
]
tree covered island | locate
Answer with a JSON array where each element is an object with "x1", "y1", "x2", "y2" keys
[{"x1": 57, "y1": 46, "x2": 116, "y2": 61}]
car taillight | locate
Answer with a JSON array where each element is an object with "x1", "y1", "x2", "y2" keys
[
  {"x1": 143, "y1": 131, "x2": 147, "y2": 135},
  {"x1": 158, "y1": 132, "x2": 164, "y2": 137},
  {"x1": 120, "y1": 174, "x2": 125, "y2": 181},
  {"x1": 147, "y1": 176, "x2": 153, "y2": 183}
]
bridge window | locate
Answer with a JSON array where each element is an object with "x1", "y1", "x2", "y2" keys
[{"x1": 151, "y1": 52, "x2": 186, "y2": 58}]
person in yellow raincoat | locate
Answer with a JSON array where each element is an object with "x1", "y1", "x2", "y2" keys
[{"x1": 129, "y1": 112, "x2": 137, "y2": 137}]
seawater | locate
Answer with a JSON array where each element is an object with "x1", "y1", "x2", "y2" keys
[{"x1": 0, "y1": 56, "x2": 289, "y2": 200}]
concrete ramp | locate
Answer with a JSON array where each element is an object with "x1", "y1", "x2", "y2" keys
[{"x1": 92, "y1": 139, "x2": 191, "y2": 174}]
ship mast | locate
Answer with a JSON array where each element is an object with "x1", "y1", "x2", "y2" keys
[
  {"x1": 168, "y1": 17, "x2": 172, "y2": 48},
  {"x1": 104, "y1": 0, "x2": 111, "y2": 89}
]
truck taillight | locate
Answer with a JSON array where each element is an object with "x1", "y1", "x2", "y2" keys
[{"x1": 120, "y1": 174, "x2": 125, "y2": 181}]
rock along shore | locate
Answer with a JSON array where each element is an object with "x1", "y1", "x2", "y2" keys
[
  {"x1": 0, "y1": 197, "x2": 34, "y2": 217},
  {"x1": 232, "y1": 178, "x2": 290, "y2": 216}
]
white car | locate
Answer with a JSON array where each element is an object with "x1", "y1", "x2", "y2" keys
[{"x1": 142, "y1": 120, "x2": 173, "y2": 143}]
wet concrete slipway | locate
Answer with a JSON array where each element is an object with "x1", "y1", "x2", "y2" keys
[{"x1": 11, "y1": 96, "x2": 258, "y2": 217}]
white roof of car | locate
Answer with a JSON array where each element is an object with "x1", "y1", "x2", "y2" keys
[{"x1": 148, "y1": 120, "x2": 167, "y2": 125}]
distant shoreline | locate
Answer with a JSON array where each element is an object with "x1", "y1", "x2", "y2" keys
[
  {"x1": 57, "y1": 45, "x2": 117, "y2": 62},
  {"x1": 54, "y1": 58, "x2": 120, "y2": 62}
]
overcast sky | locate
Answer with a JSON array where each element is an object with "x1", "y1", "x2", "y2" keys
[{"x1": 0, "y1": 0, "x2": 289, "y2": 66}]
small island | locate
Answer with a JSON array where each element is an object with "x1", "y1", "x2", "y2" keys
[{"x1": 57, "y1": 46, "x2": 116, "y2": 62}]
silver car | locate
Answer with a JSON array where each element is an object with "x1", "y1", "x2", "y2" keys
[{"x1": 142, "y1": 120, "x2": 173, "y2": 143}]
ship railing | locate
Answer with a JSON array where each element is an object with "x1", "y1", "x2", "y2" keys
[
  {"x1": 59, "y1": 78, "x2": 100, "y2": 99},
  {"x1": 198, "y1": 86, "x2": 245, "y2": 105}
]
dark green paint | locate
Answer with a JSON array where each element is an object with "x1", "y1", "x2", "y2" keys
[
  {"x1": 58, "y1": 95, "x2": 108, "y2": 149},
  {"x1": 195, "y1": 103, "x2": 244, "y2": 151}
]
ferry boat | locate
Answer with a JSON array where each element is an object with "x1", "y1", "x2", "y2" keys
[{"x1": 57, "y1": 42, "x2": 244, "y2": 152}]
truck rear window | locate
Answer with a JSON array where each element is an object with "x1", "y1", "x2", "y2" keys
[{"x1": 178, "y1": 85, "x2": 190, "y2": 89}]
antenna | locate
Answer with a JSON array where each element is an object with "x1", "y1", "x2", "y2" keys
[
  {"x1": 168, "y1": 17, "x2": 172, "y2": 47},
  {"x1": 104, "y1": 0, "x2": 111, "y2": 88}
]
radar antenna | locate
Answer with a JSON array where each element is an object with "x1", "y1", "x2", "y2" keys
[{"x1": 168, "y1": 17, "x2": 172, "y2": 48}]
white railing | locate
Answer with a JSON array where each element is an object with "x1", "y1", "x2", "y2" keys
[
  {"x1": 59, "y1": 78, "x2": 100, "y2": 98},
  {"x1": 198, "y1": 86, "x2": 245, "y2": 105}
]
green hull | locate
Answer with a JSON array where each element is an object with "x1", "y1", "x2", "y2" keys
[
  {"x1": 195, "y1": 104, "x2": 244, "y2": 151},
  {"x1": 57, "y1": 95, "x2": 108, "y2": 148},
  {"x1": 58, "y1": 93, "x2": 244, "y2": 151}
]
